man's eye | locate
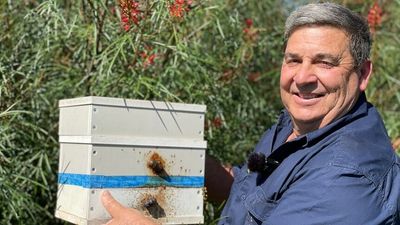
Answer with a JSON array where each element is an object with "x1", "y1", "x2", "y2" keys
[
  {"x1": 317, "y1": 61, "x2": 334, "y2": 68},
  {"x1": 286, "y1": 59, "x2": 301, "y2": 66}
]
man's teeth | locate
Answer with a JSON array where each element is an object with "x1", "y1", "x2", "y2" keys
[{"x1": 298, "y1": 94, "x2": 322, "y2": 99}]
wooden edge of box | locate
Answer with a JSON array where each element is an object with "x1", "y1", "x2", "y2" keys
[
  {"x1": 58, "y1": 97, "x2": 206, "y2": 113},
  {"x1": 159, "y1": 216, "x2": 204, "y2": 224},
  {"x1": 59, "y1": 136, "x2": 207, "y2": 149},
  {"x1": 56, "y1": 209, "x2": 204, "y2": 225},
  {"x1": 55, "y1": 210, "x2": 94, "y2": 225}
]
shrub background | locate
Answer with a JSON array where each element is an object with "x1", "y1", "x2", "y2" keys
[{"x1": 0, "y1": 0, "x2": 399, "y2": 224}]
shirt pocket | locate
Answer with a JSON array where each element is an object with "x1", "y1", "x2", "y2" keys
[
  {"x1": 230, "y1": 166, "x2": 249, "y2": 191},
  {"x1": 244, "y1": 187, "x2": 278, "y2": 222},
  {"x1": 217, "y1": 167, "x2": 250, "y2": 225}
]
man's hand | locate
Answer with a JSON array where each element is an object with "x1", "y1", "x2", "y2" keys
[{"x1": 101, "y1": 191, "x2": 159, "y2": 225}]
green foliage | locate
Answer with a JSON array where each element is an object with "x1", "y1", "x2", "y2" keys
[
  {"x1": 366, "y1": 0, "x2": 400, "y2": 152},
  {"x1": 0, "y1": 0, "x2": 399, "y2": 224}
]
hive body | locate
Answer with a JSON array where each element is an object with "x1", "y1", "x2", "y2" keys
[{"x1": 56, "y1": 96, "x2": 206, "y2": 225}]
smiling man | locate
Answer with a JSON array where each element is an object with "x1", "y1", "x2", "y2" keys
[
  {"x1": 280, "y1": 25, "x2": 370, "y2": 139},
  {"x1": 217, "y1": 3, "x2": 400, "y2": 224},
  {"x1": 101, "y1": 3, "x2": 400, "y2": 225}
]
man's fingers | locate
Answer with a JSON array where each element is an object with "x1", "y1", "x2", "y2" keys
[{"x1": 101, "y1": 190, "x2": 124, "y2": 217}]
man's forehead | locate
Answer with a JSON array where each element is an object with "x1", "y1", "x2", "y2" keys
[
  {"x1": 285, "y1": 26, "x2": 350, "y2": 51},
  {"x1": 287, "y1": 24, "x2": 350, "y2": 39},
  {"x1": 285, "y1": 25, "x2": 350, "y2": 46}
]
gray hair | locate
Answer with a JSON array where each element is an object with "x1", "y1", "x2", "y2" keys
[{"x1": 284, "y1": 3, "x2": 372, "y2": 70}]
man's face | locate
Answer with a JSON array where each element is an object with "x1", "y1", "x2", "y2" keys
[{"x1": 280, "y1": 26, "x2": 370, "y2": 134}]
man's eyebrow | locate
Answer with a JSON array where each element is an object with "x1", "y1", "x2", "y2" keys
[
  {"x1": 283, "y1": 53, "x2": 300, "y2": 59},
  {"x1": 283, "y1": 52, "x2": 343, "y2": 65},
  {"x1": 313, "y1": 53, "x2": 342, "y2": 64}
]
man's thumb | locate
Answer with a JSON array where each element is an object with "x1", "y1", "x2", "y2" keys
[{"x1": 101, "y1": 190, "x2": 124, "y2": 217}]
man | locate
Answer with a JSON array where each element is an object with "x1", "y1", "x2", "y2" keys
[{"x1": 101, "y1": 2, "x2": 400, "y2": 224}]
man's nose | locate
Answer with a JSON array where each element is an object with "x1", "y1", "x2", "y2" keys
[{"x1": 293, "y1": 63, "x2": 318, "y2": 85}]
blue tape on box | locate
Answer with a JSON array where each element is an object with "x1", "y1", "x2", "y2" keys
[{"x1": 58, "y1": 173, "x2": 204, "y2": 188}]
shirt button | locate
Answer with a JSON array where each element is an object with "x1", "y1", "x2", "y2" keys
[
  {"x1": 241, "y1": 194, "x2": 246, "y2": 200},
  {"x1": 247, "y1": 213, "x2": 254, "y2": 224}
]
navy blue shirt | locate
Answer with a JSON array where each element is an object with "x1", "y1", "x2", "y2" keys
[{"x1": 219, "y1": 94, "x2": 400, "y2": 225}]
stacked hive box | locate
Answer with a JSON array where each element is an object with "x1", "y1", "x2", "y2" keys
[{"x1": 56, "y1": 96, "x2": 206, "y2": 225}]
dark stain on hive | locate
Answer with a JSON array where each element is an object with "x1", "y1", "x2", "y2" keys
[
  {"x1": 147, "y1": 152, "x2": 165, "y2": 174},
  {"x1": 147, "y1": 152, "x2": 170, "y2": 180},
  {"x1": 140, "y1": 191, "x2": 167, "y2": 219}
]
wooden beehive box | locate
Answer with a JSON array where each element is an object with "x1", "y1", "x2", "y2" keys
[{"x1": 56, "y1": 96, "x2": 206, "y2": 225}]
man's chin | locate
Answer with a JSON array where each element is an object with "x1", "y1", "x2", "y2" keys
[{"x1": 291, "y1": 115, "x2": 324, "y2": 132}]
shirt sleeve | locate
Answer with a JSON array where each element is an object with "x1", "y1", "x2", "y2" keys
[{"x1": 265, "y1": 165, "x2": 384, "y2": 225}]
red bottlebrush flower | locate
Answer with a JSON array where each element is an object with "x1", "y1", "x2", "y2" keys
[
  {"x1": 143, "y1": 54, "x2": 156, "y2": 67},
  {"x1": 140, "y1": 51, "x2": 147, "y2": 58},
  {"x1": 245, "y1": 18, "x2": 253, "y2": 28},
  {"x1": 367, "y1": 1, "x2": 383, "y2": 34},
  {"x1": 130, "y1": 1, "x2": 139, "y2": 8},
  {"x1": 121, "y1": 15, "x2": 129, "y2": 23},
  {"x1": 169, "y1": 0, "x2": 187, "y2": 18},
  {"x1": 123, "y1": 24, "x2": 130, "y2": 31},
  {"x1": 139, "y1": 49, "x2": 157, "y2": 68},
  {"x1": 243, "y1": 27, "x2": 258, "y2": 42},
  {"x1": 247, "y1": 72, "x2": 261, "y2": 83},
  {"x1": 119, "y1": 0, "x2": 141, "y2": 31},
  {"x1": 211, "y1": 117, "x2": 223, "y2": 128},
  {"x1": 147, "y1": 54, "x2": 156, "y2": 64},
  {"x1": 242, "y1": 18, "x2": 258, "y2": 42},
  {"x1": 110, "y1": 6, "x2": 116, "y2": 15},
  {"x1": 219, "y1": 69, "x2": 234, "y2": 82}
]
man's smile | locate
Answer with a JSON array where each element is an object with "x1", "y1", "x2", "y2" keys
[{"x1": 292, "y1": 92, "x2": 326, "y2": 106}]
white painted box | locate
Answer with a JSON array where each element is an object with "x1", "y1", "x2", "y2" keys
[
  {"x1": 56, "y1": 97, "x2": 206, "y2": 225},
  {"x1": 58, "y1": 96, "x2": 205, "y2": 140}
]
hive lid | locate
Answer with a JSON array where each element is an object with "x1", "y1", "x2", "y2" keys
[{"x1": 59, "y1": 96, "x2": 206, "y2": 113}]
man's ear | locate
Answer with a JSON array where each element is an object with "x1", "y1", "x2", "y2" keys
[{"x1": 358, "y1": 60, "x2": 372, "y2": 91}]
